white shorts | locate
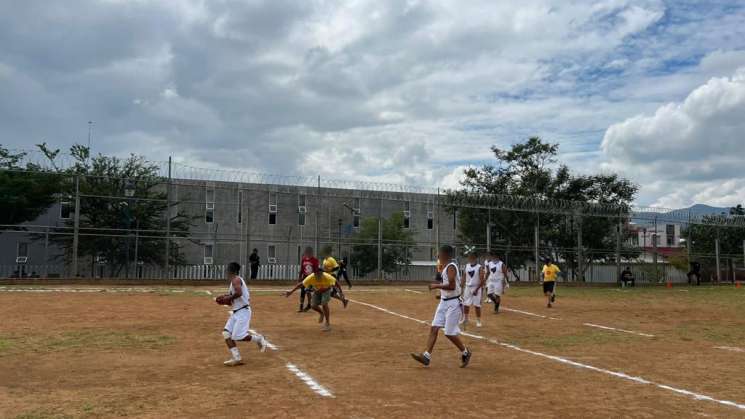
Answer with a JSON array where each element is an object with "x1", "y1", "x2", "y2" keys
[
  {"x1": 223, "y1": 307, "x2": 252, "y2": 340},
  {"x1": 431, "y1": 298, "x2": 463, "y2": 336},
  {"x1": 462, "y1": 286, "x2": 482, "y2": 307},
  {"x1": 487, "y1": 279, "x2": 505, "y2": 296}
]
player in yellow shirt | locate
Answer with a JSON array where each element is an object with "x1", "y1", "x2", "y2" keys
[
  {"x1": 541, "y1": 258, "x2": 560, "y2": 308},
  {"x1": 321, "y1": 249, "x2": 349, "y2": 308},
  {"x1": 284, "y1": 265, "x2": 337, "y2": 331}
]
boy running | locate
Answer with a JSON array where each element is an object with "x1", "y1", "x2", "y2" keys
[
  {"x1": 541, "y1": 258, "x2": 560, "y2": 308},
  {"x1": 216, "y1": 262, "x2": 267, "y2": 366},
  {"x1": 298, "y1": 247, "x2": 317, "y2": 312},
  {"x1": 461, "y1": 252, "x2": 484, "y2": 328},
  {"x1": 321, "y1": 248, "x2": 349, "y2": 308},
  {"x1": 411, "y1": 245, "x2": 472, "y2": 368},
  {"x1": 284, "y1": 265, "x2": 337, "y2": 331},
  {"x1": 486, "y1": 252, "x2": 509, "y2": 313}
]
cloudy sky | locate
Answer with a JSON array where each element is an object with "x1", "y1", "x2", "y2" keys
[{"x1": 1, "y1": 0, "x2": 744, "y2": 208}]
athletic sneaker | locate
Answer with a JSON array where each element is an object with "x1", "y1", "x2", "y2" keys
[
  {"x1": 476, "y1": 320, "x2": 482, "y2": 328},
  {"x1": 223, "y1": 359, "x2": 244, "y2": 367},
  {"x1": 321, "y1": 324, "x2": 331, "y2": 332},
  {"x1": 255, "y1": 335, "x2": 267, "y2": 352},
  {"x1": 342, "y1": 298, "x2": 349, "y2": 308},
  {"x1": 460, "y1": 349, "x2": 472, "y2": 368},
  {"x1": 410, "y1": 352, "x2": 430, "y2": 366},
  {"x1": 302, "y1": 305, "x2": 312, "y2": 312}
]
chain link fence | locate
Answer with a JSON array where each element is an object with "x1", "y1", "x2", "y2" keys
[{"x1": 2, "y1": 163, "x2": 745, "y2": 284}]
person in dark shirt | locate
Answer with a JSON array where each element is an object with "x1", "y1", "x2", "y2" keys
[
  {"x1": 249, "y1": 248, "x2": 260, "y2": 279},
  {"x1": 338, "y1": 256, "x2": 352, "y2": 289},
  {"x1": 620, "y1": 266, "x2": 635, "y2": 287},
  {"x1": 687, "y1": 261, "x2": 701, "y2": 286}
]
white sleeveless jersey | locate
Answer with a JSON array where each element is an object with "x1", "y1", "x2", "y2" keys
[
  {"x1": 465, "y1": 263, "x2": 482, "y2": 288},
  {"x1": 440, "y1": 261, "x2": 461, "y2": 299},
  {"x1": 488, "y1": 260, "x2": 505, "y2": 281},
  {"x1": 228, "y1": 276, "x2": 250, "y2": 311}
]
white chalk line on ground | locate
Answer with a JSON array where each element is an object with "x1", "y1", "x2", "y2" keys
[
  {"x1": 715, "y1": 346, "x2": 745, "y2": 353},
  {"x1": 286, "y1": 364, "x2": 334, "y2": 398},
  {"x1": 501, "y1": 306, "x2": 654, "y2": 335},
  {"x1": 348, "y1": 298, "x2": 745, "y2": 412},
  {"x1": 246, "y1": 329, "x2": 333, "y2": 398},
  {"x1": 501, "y1": 307, "x2": 560, "y2": 321},
  {"x1": 583, "y1": 323, "x2": 655, "y2": 338},
  {"x1": 404, "y1": 289, "x2": 423, "y2": 294}
]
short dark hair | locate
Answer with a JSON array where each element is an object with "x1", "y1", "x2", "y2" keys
[
  {"x1": 439, "y1": 245, "x2": 454, "y2": 258},
  {"x1": 227, "y1": 262, "x2": 241, "y2": 275}
]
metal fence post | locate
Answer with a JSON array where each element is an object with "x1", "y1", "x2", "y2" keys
[
  {"x1": 165, "y1": 156, "x2": 172, "y2": 279},
  {"x1": 534, "y1": 220, "x2": 539, "y2": 282},
  {"x1": 715, "y1": 237, "x2": 721, "y2": 283},
  {"x1": 577, "y1": 215, "x2": 583, "y2": 282},
  {"x1": 616, "y1": 218, "x2": 622, "y2": 284},
  {"x1": 377, "y1": 193, "x2": 383, "y2": 280},
  {"x1": 72, "y1": 175, "x2": 80, "y2": 278}
]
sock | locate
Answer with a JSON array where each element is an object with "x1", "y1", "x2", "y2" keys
[
  {"x1": 423, "y1": 351, "x2": 431, "y2": 359},
  {"x1": 250, "y1": 333, "x2": 262, "y2": 342},
  {"x1": 230, "y1": 347, "x2": 241, "y2": 360}
]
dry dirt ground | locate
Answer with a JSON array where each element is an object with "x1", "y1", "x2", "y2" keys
[{"x1": 1, "y1": 283, "x2": 744, "y2": 418}]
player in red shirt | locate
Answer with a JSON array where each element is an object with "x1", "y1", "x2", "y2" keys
[{"x1": 298, "y1": 246, "x2": 317, "y2": 312}]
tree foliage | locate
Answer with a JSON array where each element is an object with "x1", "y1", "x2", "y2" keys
[
  {"x1": 44, "y1": 145, "x2": 194, "y2": 277},
  {"x1": 0, "y1": 144, "x2": 64, "y2": 227},
  {"x1": 350, "y1": 212, "x2": 415, "y2": 277},
  {"x1": 449, "y1": 137, "x2": 638, "y2": 278},
  {"x1": 683, "y1": 205, "x2": 745, "y2": 280}
]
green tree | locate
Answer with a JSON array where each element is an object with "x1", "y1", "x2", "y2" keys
[
  {"x1": 683, "y1": 205, "x2": 745, "y2": 281},
  {"x1": 350, "y1": 212, "x2": 415, "y2": 277},
  {"x1": 46, "y1": 145, "x2": 194, "y2": 277},
  {"x1": 0, "y1": 144, "x2": 63, "y2": 227},
  {"x1": 448, "y1": 137, "x2": 638, "y2": 279}
]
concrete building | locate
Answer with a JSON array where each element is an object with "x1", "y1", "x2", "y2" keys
[
  {"x1": 1, "y1": 178, "x2": 460, "y2": 277},
  {"x1": 172, "y1": 180, "x2": 458, "y2": 269}
]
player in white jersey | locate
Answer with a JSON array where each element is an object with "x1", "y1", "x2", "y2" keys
[
  {"x1": 486, "y1": 251, "x2": 509, "y2": 313},
  {"x1": 411, "y1": 245, "x2": 472, "y2": 368},
  {"x1": 461, "y1": 252, "x2": 484, "y2": 328},
  {"x1": 215, "y1": 262, "x2": 267, "y2": 366}
]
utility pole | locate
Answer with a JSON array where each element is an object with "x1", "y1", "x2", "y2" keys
[
  {"x1": 87, "y1": 121, "x2": 94, "y2": 158},
  {"x1": 315, "y1": 175, "x2": 320, "y2": 253}
]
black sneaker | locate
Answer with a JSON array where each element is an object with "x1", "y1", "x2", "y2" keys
[
  {"x1": 460, "y1": 349, "x2": 472, "y2": 368},
  {"x1": 302, "y1": 305, "x2": 311, "y2": 312},
  {"x1": 410, "y1": 352, "x2": 430, "y2": 366}
]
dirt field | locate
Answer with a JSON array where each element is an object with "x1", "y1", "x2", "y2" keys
[{"x1": 1, "y1": 283, "x2": 744, "y2": 418}]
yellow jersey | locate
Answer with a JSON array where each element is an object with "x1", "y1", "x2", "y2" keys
[
  {"x1": 323, "y1": 256, "x2": 339, "y2": 274},
  {"x1": 542, "y1": 264, "x2": 560, "y2": 282},
  {"x1": 303, "y1": 272, "x2": 337, "y2": 290}
]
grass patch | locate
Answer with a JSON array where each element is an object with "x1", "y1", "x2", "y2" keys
[
  {"x1": 14, "y1": 409, "x2": 73, "y2": 419},
  {"x1": 674, "y1": 322, "x2": 745, "y2": 345},
  {"x1": 43, "y1": 330, "x2": 175, "y2": 351},
  {"x1": 0, "y1": 336, "x2": 14, "y2": 352},
  {"x1": 522, "y1": 330, "x2": 640, "y2": 350}
]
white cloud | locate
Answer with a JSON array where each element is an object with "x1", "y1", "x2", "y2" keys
[
  {"x1": 1, "y1": 0, "x2": 745, "y2": 208},
  {"x1": 602, "y1": 67, "x2": 745, "y2": 207}
]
